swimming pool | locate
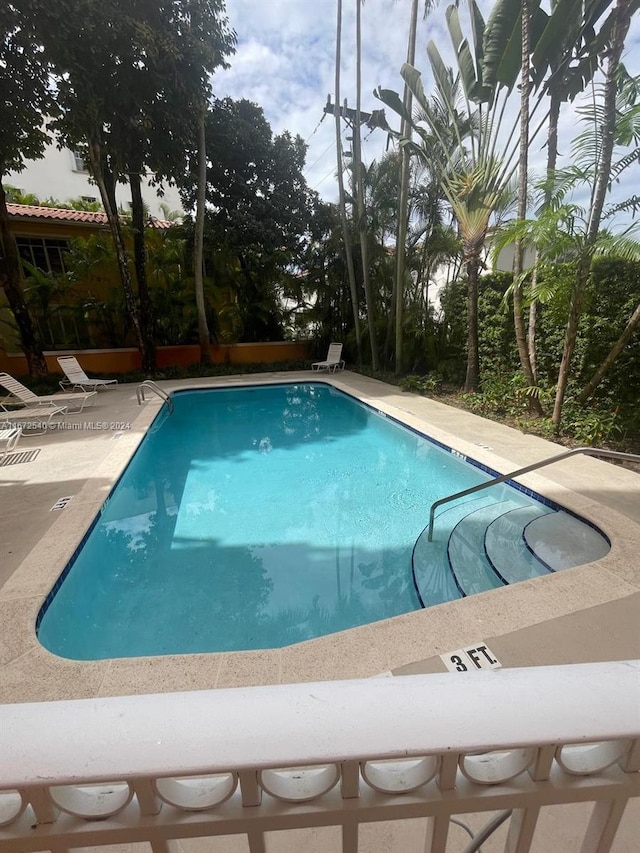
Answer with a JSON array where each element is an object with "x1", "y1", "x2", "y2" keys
[{"x1": 37, "y1": 383, "x2": 610, "y2": 659}]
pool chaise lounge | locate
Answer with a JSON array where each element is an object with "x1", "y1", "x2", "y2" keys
[
  {"x1": 312, "y1": 342, "x2": 345, "y2": 373},
  {"x1": 0, "y1": 401, "x2": 67, "y2": 434},
  {"x1": 57, "y1": 355, "x2": 118, "y2": 392},
  {"x1": 0, "y1": 371, "x2": 97, "y2": 413}
]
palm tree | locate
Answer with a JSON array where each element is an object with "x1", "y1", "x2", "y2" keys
[
  {"x1": 551, "y1": 0, "x2": 635, "y2": 429},
  {"x1": 522, "y1": 0, "x2": 619, "y2": 394},
  {"x1": 493, "y1": 65, "x2": 640, "y2": 424},
  {"x1": 376, "y1": 0, "x2": 525, "y2": 391}
]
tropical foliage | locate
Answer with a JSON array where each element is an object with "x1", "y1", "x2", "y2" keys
[{"x1": 1, "y1": 0, "x2": 639, "y2": 450}]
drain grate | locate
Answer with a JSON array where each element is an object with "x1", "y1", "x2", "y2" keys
[
  {"x1": 0, "y1": 449, "x2": 41, "y2": 467},
  {"x1": 50, "y1": 495, "x2": 74, "y2": 511}
]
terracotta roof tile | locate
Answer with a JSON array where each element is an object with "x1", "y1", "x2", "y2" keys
[{"x1": 7, "y1": 203, "x2": 173, "y2": 228}]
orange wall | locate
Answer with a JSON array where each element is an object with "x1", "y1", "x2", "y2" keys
[{"x1": 0, "y1": 341, "x2": 310, "y2": 377}]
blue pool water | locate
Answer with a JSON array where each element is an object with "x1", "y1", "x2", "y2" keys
[{"x1": 37, "y1": 383, "x2": 609, "y2": 659}]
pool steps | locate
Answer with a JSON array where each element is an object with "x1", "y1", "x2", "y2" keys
[
  {"x1": 449, "y1": 501, "x2": 532, "y2": 595},
  {"x1": 412, "y1": 496, "x2": 609, "y2": 605},
  {"x1": 485, "y1": 505, "x2": 555, "y2": 582}
]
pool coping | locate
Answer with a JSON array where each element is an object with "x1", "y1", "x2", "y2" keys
[{"x1": 1, "y1": 371, "x2": 639, "y2": 702}]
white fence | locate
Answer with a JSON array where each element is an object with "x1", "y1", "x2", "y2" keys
[{"x1": 1, "y1": 661, "x2": 638, "y2": 853}]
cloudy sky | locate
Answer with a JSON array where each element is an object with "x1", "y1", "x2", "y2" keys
[{"x1": 213, "y1": 0, "x2": 640, "y2": 208}]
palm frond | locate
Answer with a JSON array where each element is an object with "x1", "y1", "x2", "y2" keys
[
  {"x1": 534, "y1": 167, "x2": 591, "y2": 215},
  {"x1": 603, "y1": 194, "x2": 640, "y2": 220},
  {"x1": 609, "y1": 147, "x2": 640, "y2": 183},
  {"x1": 594, "y1": 228, "x2": 640, "y2": 262}
]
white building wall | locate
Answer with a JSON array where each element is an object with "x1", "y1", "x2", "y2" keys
[
  {"x1": 6, "y1": 142, "x2": 183, "y2": 220},
  {"x1": 494, "y1": 242, "x2": 537, "y2": 272}
]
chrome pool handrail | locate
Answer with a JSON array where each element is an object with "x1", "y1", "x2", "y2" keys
[
  {"x1": 427, "y1": 446, "x2": 640, "y2": 542},
  {"x1": 136, "y1": 380, "x2": 174, "y2": 413}
]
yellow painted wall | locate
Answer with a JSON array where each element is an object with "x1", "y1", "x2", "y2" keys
[{"x1": 1, "y1": 217, "x2": 115, "y2": 350}]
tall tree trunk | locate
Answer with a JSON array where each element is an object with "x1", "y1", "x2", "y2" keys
[
  {"x1": 355, "y1": 0, "x2": 379, "y2": 371},
  {"x1": 194, "y1": 108, "x2": 212, "y2": 365},
  {"x1": 394, "y1": 0, "x2": 419, "y2": 376},
  {"x1": 552, "y1": 0, "x2": 633, "y2": 431},
  {"x1": 0, "y1": 178, "x2": 48, "y2": 375},
  {"x1": 527, "y1": 84, "x2": 562, "y2": 387},
  {"x1": 87, "y1": 141, "x2": 146, "y2": 359},
  {"x1": 129, "y1": 168, "x2": 156, "y2": 373},
  {"x1": 527, "y1": 301, "x2": 537, "y2": 380},
  {"x1": 578, "y1": 301, "x2": 640, "y2": 403},
  {"x1": 335, "y1": 0, "x2": 362, "y2": 365},
  {"x1": 464, "y1": 253, "x2": 480, "y2": 392},
  {"x1": 513, "y1": 0, "x2": 543, "y2": 415},
  {"x1": 546, "y1": 86, "x2": 562, "y2": 186}
]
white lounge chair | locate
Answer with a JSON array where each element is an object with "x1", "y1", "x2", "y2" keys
[
  {"x1": 57, "y1": 356, "x2": 118, "y2": 392},
  {"x1": 312, "y1": 342, "x2": 345, "y2": 373},
  {"x1": 0, "y1": 372, "x2": 96, "y2": 413},
  {"x1": 0, "y1": 402, "x2": 67, "y2": 435}
]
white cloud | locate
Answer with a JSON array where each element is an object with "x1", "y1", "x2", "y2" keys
[
  {"x1": 213, "y1": 0, "x2": 640, "y2": 215},
  {"x1": 230, "y1": 39, "x2": 285, "y2": 76}
]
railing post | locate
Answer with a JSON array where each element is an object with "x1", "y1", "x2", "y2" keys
[
  {"x1": 239, "y1": 770, "x2": 262, "y2": 807},
  {"x1": 132, "y1": 778, "x2": 162, "y2": 815},
  {"x1": 23, "y1": 786, "x2": 58, "y2": 824},
  {"x1": 150, "y1": 841, "x2": 181, "y2": 853},
  {"x1": 437, "y1": 753, "x2": 459, "y2": 790},
  {"x1": 342, "y1": 822, "x2": 359, "y2": 853},
  {"x1": 505, "y1": 807, "x2": 540, "y2": 853},
  {"x1": 530, "y1": 744, "x2": 555, "y2": 781},
  {"x1": 247, "y1": 830, "x2": 267, "y2": 853},
  {"x1": 424, "y1": 816, "x2": 449, "y2": 853},
  {"x1": 621, "y1": 739, "x2": 640, "y2": 772},
  {"x1": 579, "y1": 799, "x2": 630, "y2": 853},
  {"x1": 340, "y1": 761, "x2": 360, "y2": 799}
]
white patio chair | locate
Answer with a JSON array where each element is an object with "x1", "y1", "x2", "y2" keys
[
  {"x1": 312, "y1": 342, "x2": 345, "y2": 373},
  {"x1": 57, "y1": 356, "x2": 118, "y2": 392},
  {"x1": 0, "y1": 426, "x2": 22, "y2": 460},
  {"x1": 0, "y1": 372, "x2": 96, "y2": 413}
]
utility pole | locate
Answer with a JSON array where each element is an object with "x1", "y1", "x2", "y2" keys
[
  {"x1": 323, "y1": 97, "x2": 372, "y2": 126},
  {"x1": 325, "y1": 97, "x2": 378, "y2": 368}
]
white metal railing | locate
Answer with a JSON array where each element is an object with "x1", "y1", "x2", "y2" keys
[
  {"x1": 0, "y1": 662, "x2": 638, "y2": 853},
  {"x1": 136, "y1": 380, "x2": 174, "y2": 413}
]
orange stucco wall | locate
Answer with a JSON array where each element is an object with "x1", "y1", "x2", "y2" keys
[{"x1": 0, "y1": 341, "x2": 310, "y2": 377}]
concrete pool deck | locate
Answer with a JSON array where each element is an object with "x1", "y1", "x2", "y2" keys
[{"x1": 0, "y1": 370, "x2": 639, "y2": 703}]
